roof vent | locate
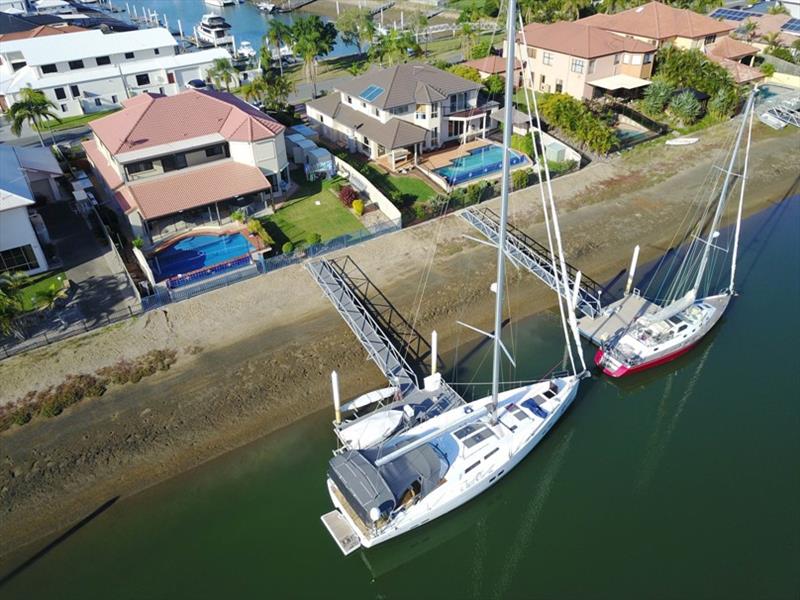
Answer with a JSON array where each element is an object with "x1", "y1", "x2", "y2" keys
[{"x1": 635, "y1": 6, "x2": 644, "y2": 11}]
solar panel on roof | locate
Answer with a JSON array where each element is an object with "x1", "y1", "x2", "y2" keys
[
  {"x1": 358, "y1": 84, "x2": 384, "y2": 102},
  {"x1": 709, "y1": 7, "x2": 753, "y2": 21},
  {"x1": 781, "y1": 18, "x2": 800, "y2": 33}
]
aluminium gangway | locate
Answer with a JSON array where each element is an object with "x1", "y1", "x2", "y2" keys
[{"x1": 460, "y1": 206, "x2": 606, "y2": 319}]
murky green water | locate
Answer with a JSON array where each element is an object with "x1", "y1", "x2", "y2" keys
[{"x1": 1, "y1": 198, "x2": 798, "y2": 599}]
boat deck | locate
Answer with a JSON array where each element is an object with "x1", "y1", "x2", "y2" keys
[{"x1": 577, "y1": 294, "x2": 659, "y2": 346}]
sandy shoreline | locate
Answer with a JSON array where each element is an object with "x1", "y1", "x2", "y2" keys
[{"x1": 0, "y1": 121, "x2": 797, "y2": 560}]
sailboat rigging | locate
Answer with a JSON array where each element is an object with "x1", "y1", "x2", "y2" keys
[
  {"x1": 595, "y1": 87, "x2": 759, "y2": 377},
  {"x1": 311, "y1": 0, "x2": 588, "y2": 556}
]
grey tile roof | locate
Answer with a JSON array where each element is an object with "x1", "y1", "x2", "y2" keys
[
  {"x1": 308, "y1": 93, "x2": 428, "y2": 150},
  {"x1": 336, "y1": 63, "x2": 482, "y2": 110}
]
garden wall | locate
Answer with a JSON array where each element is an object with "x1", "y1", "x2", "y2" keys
[{"x1": 333, "y1": 156, "x2": 403, "y2": 227}]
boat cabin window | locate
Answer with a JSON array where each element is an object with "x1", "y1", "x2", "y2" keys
[
  {"x1": 669, "y1": 316, "x2": 683, "y2": 325},
  {"x1": 463, "y1": 427, "x2": 495, "y2": 448},
  {"x1": 454, "y1": 424, "x2": 478, "y2": 440},
  {"x1": 678, "y1": 324, "x2": 688, "y2": 332},
  {"x1": 465, "y1": 461, "x2": 481, "y2": 474}
]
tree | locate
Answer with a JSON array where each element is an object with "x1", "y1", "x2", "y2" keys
[
  {"x1": 668, "y1": 91, "x2": 701, "y2": 125},
  {"x1": 511, "y1": 133, "x2": 534, "y2": 157},
  {"x1": 741, "y1": 19, "x2": 758, "y2": 42},
  {"x1": 459, "y1": 23, "x2": 476, "y2": 60},
  {"x1": 560, "y1": 0, "x2": 590, "y2": 20},
  {"x1": 708, "y1": 87, "x2": 738, "y2": 119},
  {"x1": 760, "y1": 62, "x2": 776, "y2": 77},
  {"x1": 208, "y1": 58, "x2": 236, "y2": 92},
  {"x1": 291, "y1": 16, "x2": 337, "y2": 98},
  {"x1": 264, "y1": 74, "x2": 295, "y2": 110},
  {"x1": 471, "y1": 40, "x2": 492, "y2": 60},
  {"x1": 761, "y1": 31, "x2": 782, "y2": 53},
  {"x1": 337, "y1": 8, "x2": 375, "y2": 57},
  {"x1": 767, "y1": 3, "x2": 789, "y2": 14},
  {"x1": 483, "y1": 74, "x2": 505, "y2": 98},
  {"x1": 448, "y1": 64, "x2": 482, "y2": 84},
  {"x1": 369, "y1": 30, "x2": 421, "y2": 66},
  {"x1": 409, "y1": 11, "x2": 429, "y2": 54},
  {"x1": 33, "y1": 283, "x2": 68, "y2": 312},
  {"x1": 240, "y1": 76, "x2": 268, "y2": 105},
  {"x1": 265, "y1": 20, "x2": 294, "y2": 76},
  {"x1": 7, "y1": 88, "x2": 61, "y2": 147},
  {"x1": 654, "y1": 45, "x2": 734, "y2": 97}
]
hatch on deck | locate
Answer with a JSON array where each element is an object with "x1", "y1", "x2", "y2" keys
[{"x1": 321, "y1": 510, "x2": 362, "y2": 555}]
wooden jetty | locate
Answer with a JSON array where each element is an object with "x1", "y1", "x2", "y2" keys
[{"x1": 276, "y1": 0, "x2": 317, "y2": 13}]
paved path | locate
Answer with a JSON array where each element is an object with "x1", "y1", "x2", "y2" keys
[{"x1": 0, "y1": 115, "x2": 90, "y2": 147}]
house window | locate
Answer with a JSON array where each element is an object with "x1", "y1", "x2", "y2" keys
[
  {"x1": 704, "y1": 34, "x2": 716, "y2": 45},
  {"x1": 161, "y1": 154, "x2": 188, "y2": 172},
  {"x1": 623, "y1": 54, "x2": 631, "y2": 64},
  {"x1": 96, "y1": 56, "x2": 111, "y2": 66},
  {"x1": 374, "y1": 107, "x2": 379, "y2": 117},
  {"x1": 416, "y1": 106, "x2": 426, "y2": 120},
  {"x1": 614, "y1": 54, "x2": 620, "y2": 65},
  {"x1": 542, "y1": 52, "x2": 553, "y2": 66},
  {"x1": 205, "y1": 145, "x2": 225, "y2": 157},
  {"x1": 346, "y1": 95, "x2": 352, "y2": 104},
  {"x1": 167, "y1": 72, "x2": 175, "y2": 84},
  {"x1": 361, "y1": 101, "x2": 366, "y2": 108},
  {"x1": 125, "y1": 51, "x2": 135, "y2": 59},
  {"x1": 60, "y1": 103, "x2": 68, "y2": 112},
  {"x1": 540, "y1": 75, "x2": 546, "y2": 86},
  {"x1": 588, "y1": 60, "x2": 596, "y2": 74},
  {"x1": 41, "y1": 63, "x2": 57, "y2": 74},
  {"x1": 111, "y1": 95, "x2": 118, "y2": 103},
  {"x1": 431, "y1": 126, "x2": 438, "y2": 146},
  {"x1": 136, "y1": 73, "x2": 151, "y2": 86},
  {"x1": 319, "y1": 115, "x2": 325, "y2": 124},
  {"x1": 159, "y1": 87, "x2": 165, "y2": 94},
  {"x1": 390, "y1": 104, "x2": 409, "y2": 115},
  {"x1": 644, "y1": 53, "x2": 653, "y2": 64},
  {"x1": 527, "y1": 47, "x2": 537, "y2": 59},
  {"x1": 54, "y1": 87, "x2": 66, "y2": 100},
  {"x1": 68, "y1": 60, "x2": 84, "y2": 70},
  {"x1": 154, "y1": 48, "x2": 160, "y2": 55},
  {"x1": 70, "y1": 85, "x2": 80, "y2": 98},
  {"x1": 570, "y1": 58, "x2": 584, "y2": 74},
  {"x1": 555, "y1": 79, "x2": 563, "y2": 93},
  {"x1": 94, "y1": 98, "x2": 102, "y2": 107},
  {"x1": 431, "y1": 102, "x2": 438, "y2": 118},
  {"x1": 631, "y1": 54, "x2": 642, "y2": 65},
  {"x1": 125, "y1": 160, "x2": 154, "y2": 177},
  {"x1": 0, "y1": 245, "x2": 39, "y2": 273},
  {"x1": 449, "y1": 92, "x2": 465, "y2": 112},
  {"x1": 447, "y1": 120, "x2": 464, "y2": 138}
]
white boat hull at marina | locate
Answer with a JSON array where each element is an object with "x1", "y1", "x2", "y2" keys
[
  {"x1": 666, "y1": 137, "x2": 698, "y2": 146},
  {"x1": 323, "y1": 376, "x2": 581, "y2": 553}
]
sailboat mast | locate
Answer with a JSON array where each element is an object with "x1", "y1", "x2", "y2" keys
[
  {"x1": 729, "y1": 89, "x2": 755, "y2": 293},
  {"x1": 490, "y1": 0, "x2": 517, "y2": 419},
  {"x1": 692, "y1": 89, "x2": 757, "y2": 293}
]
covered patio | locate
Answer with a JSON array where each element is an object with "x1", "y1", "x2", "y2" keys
[
  {"x1": 447, "y1": 102, "x2": 498, "y2": 143},
  {"x1": 589, "y1": 74, "x2": 652, "y2": 100}
]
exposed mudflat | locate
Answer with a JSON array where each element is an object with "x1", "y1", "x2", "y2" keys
[{"x1": 1, "y1": 121, "x2": 797, "y2": 558}]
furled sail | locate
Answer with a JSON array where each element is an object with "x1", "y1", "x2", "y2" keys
[{"x1": 637, "y1": 290, "x2": 696, "y2": 326}]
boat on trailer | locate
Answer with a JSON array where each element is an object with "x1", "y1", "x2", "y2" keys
[
  {"x1": 312, "y1": 0, "x2": 588, "y2": 555},
  {"x1": 595, "y1": 87, "x2": 759, "y2": 378}
]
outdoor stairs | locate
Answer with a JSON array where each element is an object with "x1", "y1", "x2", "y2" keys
[{"x1": 460, "y1": 207, "x2": 606, "y2": 319}]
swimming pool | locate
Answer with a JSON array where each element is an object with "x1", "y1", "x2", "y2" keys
[
  {"x1": 151, "y1": 233, "x2": 254, "y2": 281},
  {"x1": 435, "y1": 144, "x2": 527, "y2": 186}
]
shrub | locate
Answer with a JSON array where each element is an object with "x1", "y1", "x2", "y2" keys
[
  {"x1": 96, "y1": 349, "x2": 177, "y2": 386},
  {"x1": 767, "y1": 47, "x2": 795, "y2": 64},
  {"x1": 708, "y1": 87, "x2": 738, "y2": 120},
  {"x1": 282, "y1": 241, "x2": 294, "y2": 254},
  {"x1": 539, "y1": 93, "x2": 618, "y2": 155},
  {"x1": 668, "y1": 91, "x2": 702, "y2": 125},
  {"x1": 465, "y1": 181, "x2": 487, "y2": 206},
  {"x1": 448, "y1": 64, "x2": 482, "y2": 84},
  {"x1": 38, "y1": 374, "x2": 106, "y2": 417},
  {"x1": 654, "y1": 45, "x2": 734, "y2": 97},
  {"x1": 430, "y1": 59, "x2": 450, "y2": 71},
  {"x1": 230, "y1": 209, "x2": 246, "y2": 223},
  {"x1": 132, "y1": 237, "x2": 144, "y2": 249},
  {"x1": 642, "y1": 78, "x2": 675, "y2": 115},
  {"x1": 247, "y1": 218, "x2": 275, "y2": 246},
  {"x1": 352, "y1": 199, "x2": 364, "y2": 216},
  {"x1": 339, "y1": 185, "x2": 357, "y2": 207},
  {"x1": 306, "y1": 232, "x2": 322, "y2": 246},
  {"x1": 760, "y1": 62, "x2": 776, "y2": 77},
  {"x1": 512, "y1": 168, "x2": 530, "y2": 189},
  {"x1": 547, "y1": 159, "x2": 578, "y2": 176},
  {"x1": 511, "y1": 133, "x2": 534, "y2": 157}
]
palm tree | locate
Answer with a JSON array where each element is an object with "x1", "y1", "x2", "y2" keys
[
  {"x1": 33, "y1": 282, "x2": 68, "y2": 312},
  {"x1": 460, "y1": 23, "x2": 476, "y2": 61},
  {"x1": 338, "y1": 8, "x2": 375, "y2": 58},
  {"x1": 291, "y1": 16, "x2": 337, "y2": 99},
  {"x1": 7, "y1": 88, "x2": 61, "y2": 147},
  {"x1": 264, "y1": 74, "x2": 295, "y2": 110},
  {"x1": 265, "y1": 20, "x2": 294, "y2": 76},
  {"x1": 0, "y1": 271, "x2": 31, "y2": 338},
  {"x1": 240, "y1": 76, "x2": 268, "y2": 105},
  {"x1": 411, "y1": 11, "x2": 429, "y2": 54},
  {"x1": 741, "y1": 19, "x2": 758, "y2": 42},
  {"x1": 761, "y1": 31, "x2": 782, "y2": 52},
  {"x1": 560, "y1": 0, "x2": 589, "y2": 20},
  {"x1": 208, "y1": 58, "x2": 237, "y2": 92}
]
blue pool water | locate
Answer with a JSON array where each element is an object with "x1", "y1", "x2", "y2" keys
[
  {"x1": 435, "y1": 144, "x2": 527, "y2": 185},
  {"x1": 151, "y1": 233, "x2": 254, "y2": 281}
]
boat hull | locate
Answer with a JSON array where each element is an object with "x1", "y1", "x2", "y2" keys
[{"x1": 595, "y1": 342, "x2": 696, "y2": 377}]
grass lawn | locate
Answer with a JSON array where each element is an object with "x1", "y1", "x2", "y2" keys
[
  {"x1": 386, "y1": 173, "x2": 437, "y2": 203},
  {"x1": 262, "y1": 176, "x2": 365, "y2": 247},
  {"x1": 36, "y1": 110, "x2": 118, "y2": 132},
  {"x1": 19, "y1": 271, "x2": 67, "y2": 311}
]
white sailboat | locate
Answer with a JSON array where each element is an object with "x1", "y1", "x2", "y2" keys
[
  {"x1": 596, "y1": 88, "x2": 759, "y2": 377},
  {"x1": 315, "y1": 0, "x2": 588, "y2": 555}
]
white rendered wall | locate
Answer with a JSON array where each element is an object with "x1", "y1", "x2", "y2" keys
[{"x1": 0, "y1": 206, "x2": 48, "y2": 275}]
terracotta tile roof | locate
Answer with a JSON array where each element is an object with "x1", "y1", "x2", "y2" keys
[
  {"x1": 464, "y1": 55, "x2": 522, "y2": 74},
  {"x1": 520, "y1": 21, "x2": 656, "y2": 59},
  {"x1": 89, "y1": 89, "x2": 286, "y2": 156},
  {"x1": 707, "y1": 36, "x2": 759, "y2": 60},
  {"x1": 0, "y1": 24, "x2": 85, "y2": 41},
  {"x1": 707, "y1": 55, "x2": 765, "y2": 84},
  {"x1": 83, "y1": 140, "x2": 271, "y2": 219},
  {"x1": 579, "y1": 1, "x2": 733, "y2": 41}
]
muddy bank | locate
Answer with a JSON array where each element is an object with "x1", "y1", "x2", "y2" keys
[{"x1": 0, "y1": 122, "x2": 797, "y2": 558}]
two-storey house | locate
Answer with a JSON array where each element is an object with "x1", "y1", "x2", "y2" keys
[
  {"x1": 0, "y1": 27, "x2": 229, "y2": 116},
  {"x1": 513, "y1": 20, "x2": 657, "y2": 100},
  {"x1": 306, "y1": 64, "x2": 492, "y2": 170},
  {"x1": 83, "y1": 90, "x2": 289, "y2": 246}
]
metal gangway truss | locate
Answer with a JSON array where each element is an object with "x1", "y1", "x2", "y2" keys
[{"x1": 460, "y1": 206, "x2": 606, "y2": 319}]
